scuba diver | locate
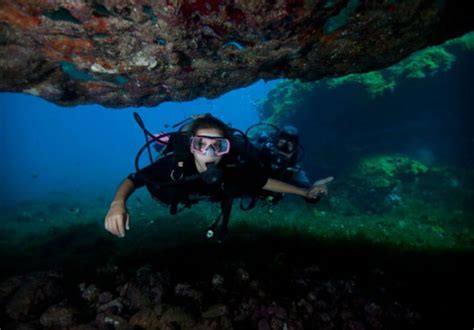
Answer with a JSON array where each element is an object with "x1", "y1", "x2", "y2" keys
[
  {"x1": 104, "y1": 114, "x2": 333, "y2": 242},
  {"x1": 252, "y1": 125, "x2": 331, "y2": 207},
  {"x1": 258, "y1": 125, "x2": 310, "y2": 186}
]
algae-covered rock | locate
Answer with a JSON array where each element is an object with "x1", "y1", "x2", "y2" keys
[
  {"x1": 258, "y1": 32, "x2": 474, "y2": 123},
  {"x1": 329, "y1": 154, "x2": 429, "y2": 215},
  {"x1": 351, "y1": 154, "x2": 428, "y2": 189}
]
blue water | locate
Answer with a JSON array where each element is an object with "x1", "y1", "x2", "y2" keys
[{"x1": 0, "y1": 79, "x2": 280, "y2": 206}]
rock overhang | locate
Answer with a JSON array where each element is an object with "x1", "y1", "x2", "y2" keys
[{"x1": 0, "y1": 0, "x2": 472, "y2": 108}]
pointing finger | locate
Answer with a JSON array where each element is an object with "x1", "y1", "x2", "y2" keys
[{"x1": 314, "y1": 176, "x2": 334, "y2": 186}]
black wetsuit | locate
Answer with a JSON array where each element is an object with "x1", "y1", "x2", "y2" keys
[{"x1": 127, "y1": 153, "x2": 269, "y2": 209}]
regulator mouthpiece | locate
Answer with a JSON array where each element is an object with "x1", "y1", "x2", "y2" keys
[{"x1": 206, "y1": 230, "x2": 214, "y2": 239}]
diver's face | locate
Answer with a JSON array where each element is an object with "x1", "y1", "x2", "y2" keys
[
  {"x1": 191, "y1": 128, "x2": 225, "y2": 169},
  {"x1": 276, "y1": 138, "x2": 295, "y2": 158}
]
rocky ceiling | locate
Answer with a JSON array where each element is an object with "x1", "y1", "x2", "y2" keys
[{"x1": 0, "y1": 0, "x2": 472, "y2": 108}]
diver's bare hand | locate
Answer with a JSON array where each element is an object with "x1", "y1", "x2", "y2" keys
[
  {"x1": 307, "y1": 176, "x2": 334, "y2": 199},
  {"x1": 105, "y1": 201, "x2": 130, "y2": 238}
]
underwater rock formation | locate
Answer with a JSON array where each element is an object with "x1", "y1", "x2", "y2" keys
[
  {"x1": 0, "y1": 0, "x2": 472, "y2": 107},
  {"x1": 0, "y1": 261, "x2": 424, "y2": 329},
  {"x1": 258, "y1": 32, "x2": 474, "y2": 124}
]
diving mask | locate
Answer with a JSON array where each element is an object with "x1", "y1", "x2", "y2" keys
[
  {"x1": 276, "y1": 138, "x2": 295, "y2": 154},
  {"x1": 190, "y1": 136, "x2": 230, "y2": 157}
]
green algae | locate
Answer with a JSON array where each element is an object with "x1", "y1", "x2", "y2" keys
[
  {"x1": 390, "y1": 47, "x2": 455, "y2": 79},
  {"x1": 323, "y1": 40, "x2": 459, "y2": 96},
  {"x1": 258, "y1": 31, "x2": 474, "y2": 122},
  {"x1": 326, "y1": 71, "x2": 395, "y2": 97},
  {"x1": 350, "y1": 154, "x2": 428, "y2": 189},
  {"x1": 446, "y1": 31, "x2": 474, "y2": 50}
]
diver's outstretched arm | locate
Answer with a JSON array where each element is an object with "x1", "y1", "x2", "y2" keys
[
  {"x1": 111, "y1": 178, "x2": 136, "y2": 204},
  {"x1": 104, "y1": 178, "x2": 136, "y2": 238},
  {"x1": 262, "y1": 178, "x2": 318, "y2": 199}
]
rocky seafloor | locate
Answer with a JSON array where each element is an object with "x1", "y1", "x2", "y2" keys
[{"x1": 1, "y1": 232, "x2": 472, "y2": 330}]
